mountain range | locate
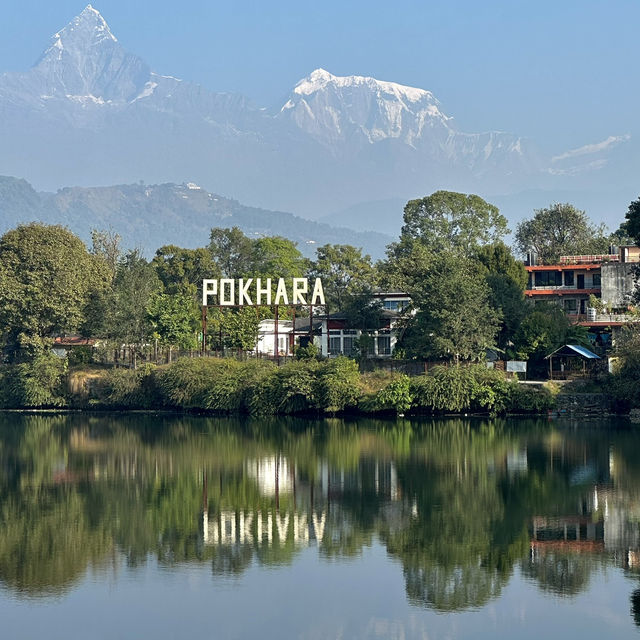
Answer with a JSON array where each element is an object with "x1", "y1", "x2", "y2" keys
[
  {"x1": 0, "y1": 176, "x2": 391, "y2": 258},
  {"x1": 0, "y1": 5, "x2": 636, "y2": 241}
]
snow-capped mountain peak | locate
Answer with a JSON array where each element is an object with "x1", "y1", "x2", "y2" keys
[
  {"x1": 293, "y1": 68, "x2": 438, "y2": 106},
  {"x1": 38, "y1": 5, "x2": 117, "y2": 64},
  {"x1": 30, "y1": 5, "x2": 149, "y2": 103},
  {"x1": 280, "y1": 68, "x2": 453, "y2": 146}
]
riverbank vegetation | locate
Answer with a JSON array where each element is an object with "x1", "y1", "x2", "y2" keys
[{"x1": 0, "y1": 356, "x2": 555, "y2": 416}]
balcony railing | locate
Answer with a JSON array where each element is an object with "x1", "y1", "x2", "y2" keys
[
  {"x1": 559, "y1": 254, "x2": 620, "y2": 264},
  {"x1": 526, "y1": 284, "x2": 600, "y2": 291}
]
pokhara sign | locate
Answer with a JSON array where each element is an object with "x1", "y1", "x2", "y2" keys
[{"x1": 202, "y1": 278, "x2": 325, "y2": 307}]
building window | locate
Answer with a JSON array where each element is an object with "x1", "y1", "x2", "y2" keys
[
  {"x1": 564, "y1": 299, "x2": 577, "y2": 314},
  {"x1": 383, "y1": 300, "x2": 409, "y2": 312},
  {"x1": 377, "y1": 336, "x2": 391, "y2": 355},
  {"x1": 592, "y1": 273, "x2": 601, "y2": 286},
  {"x1": 342, "y1": 337, "x2": 356, "y2": 355},
  {"x1": 564, "y1": 271, "x2": 574, "y2": 286},
  {"x1": 329, "y1": 337, "x2": 341, "y2": 355},
  {"x1": 534, "y1": 271, "x2": 562, "y2": 287}
]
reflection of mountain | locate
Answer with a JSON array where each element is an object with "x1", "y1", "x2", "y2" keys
[{"x1": 2, "y1": 413, "x2": 640, "y2": 615}]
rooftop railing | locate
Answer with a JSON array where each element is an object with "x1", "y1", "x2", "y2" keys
[{"x1": 559, "y1": 254, "x2": 620, "y2": 264}]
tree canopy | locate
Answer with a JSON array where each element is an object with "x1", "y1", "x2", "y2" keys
[
  {"x1": 398, "y1": 252, "x2": 500, "y2": 362},
  {"x1": 515, "y1": 203, "x2": 610, "y2": 264},
  {"x1": 311, "y1": 244, "x2": 377, "y2": 313},
  {"x1": 0, "y1": 223, "x2": 110, "y2": 359},
  {"x1": 399, "y1": 191, "x2": 509, "y2": 255}
]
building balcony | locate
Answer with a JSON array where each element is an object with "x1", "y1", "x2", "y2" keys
[{"x1": 525, "y1": 288, "x2": 600, "y2": 297}]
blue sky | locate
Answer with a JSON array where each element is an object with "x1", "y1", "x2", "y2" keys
[{"x1": 0, "y1": 0, "x2": 637, "y2": 153}]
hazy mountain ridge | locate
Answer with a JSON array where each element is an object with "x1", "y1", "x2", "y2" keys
[{"x1": 0, "y1": 176, "x2": 392, "y2": 258}]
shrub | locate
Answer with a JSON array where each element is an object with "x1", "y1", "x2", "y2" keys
[
  {"x1": 314, "y1": 357, "x2": 360, "y2": 412},
  {"x1": 294, "y1": 342, "x2": 320, "y2": 361},
  {"x1": 102, "y1": 365, "x2": 158, "y2": 408},
  {"x1": 359, "y1": 374, "x2": 412, "y2": 414},
  {"x1": 410, "y1": 365, "x2": 513, "y2": 415},
  {"x1": 507, "y1": 384, "x2": 555, "y2": 413},
  {"x1": 0, "y1": 354, "x2": 67, "y2": 408},
  {"x1": 157, "y1": 358, "x2": 223, "y2": 408}
]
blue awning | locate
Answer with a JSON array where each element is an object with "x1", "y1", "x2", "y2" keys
[{"x1": 545, "y1": 344, "x2": 601, "y2": 359}]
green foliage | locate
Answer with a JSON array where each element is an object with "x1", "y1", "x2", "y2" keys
[
  {"x1": 0, "y1": 353, "x2": 67, "y2": 408},
  {"x1": 208, "y1": 227, "x2": 255, "y2": 277},
  {"x1": 109, "y1": 251, "x2": 162, "y2": 347},
  {"x1": 203, "y1": 361, "x2": 264, "y2": 412},
  {"x1": 102, "y1": 366, "x2": 158, "y2": 408},
  {"x1": 251, "y1": 236, "x2": 309, "y2": 279},
  {"x1": 314, "y1": 357, "x2": 361, "y2": 412},
  {"x1": 147, "y1": 291, "x2": 199, "y2": 350},
  {"x1": 375, "y1": 375, "x2": 412, "y2": 413},
  {"x1": 512, "y1": 303, "x2": 591, "y2": 362},
  {"x1": 410, "y1": 365, "x2": 511, "y2": 415},
  {"x1": 608, "y1": 324, "x2": 640, "y2": 410},
  {"x1": 400, "y1": 191, "x2": 508, "y2": 255},
  {"x1": 294, "y1": 342, "x2": 320, "y2": 361},
  {"x1": 0, "y1": 223, "x2": 111, "y2": 360},
  {"x1": 359, "y1": 373, "x2": 412, "y2": 414},
  {"x1": 515, "y1": 203, "x2": 610, "y2": 264},
  {"x1": 624, "y1": 196, "x2": 640, "y2": 247},
  {"x1": 66, "y1": 346, "x2": 93, "y2": 367},
  {"x1": 400, "y1": 252, "x2": 500, "y2": 362},
  {"x1": 152, "y1": 245, "x2": 220, "y2": 294},
  {"x1": 311, "y1": 244, "x2": 377, "y2": 313},
  {"x1": 157, "y1": 358, "x2": 229, "y2": 408},
  {"x1": 475, "y1": 241, "x2": 528, "y2": 290},
  {"x1": 207, "y1": 307, "x2": 261, "y2": 352},
  {"x1": 90, "y1": 228, "x2": 122, "y2": 277},
  {"x1": 507, "y1": 384, "x2": 556, "y2": 413}
]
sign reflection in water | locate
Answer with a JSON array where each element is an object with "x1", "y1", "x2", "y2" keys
[{"x1": 204, "y1": 456, "x2": 404, "y2": 549}]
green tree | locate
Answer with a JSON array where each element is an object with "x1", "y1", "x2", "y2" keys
[
  {"x1": 475, "y1": 242, "x2": 529, "y2": 352},
  {"x1": 512, "y1": 303, "x2": 590, "y2": 363},
  {"x1": 207, "y1": 307, "x2": 261, "y2": 352},
  {"x1": 399, "y1": 252, "x2": 500, "y2": 362},
  {"x1": 208, "y1": 227, "x2": 255, "y2": 277},
  {"x1": 148, "y1": 291, "x2": 199, "y2": 354},
  {"x1": 251, "y1": 236, "x2": 309, "y2": 279},
  {"x1": 110, "y1": 251, "x2": 162, "y2": 363},
  {"x1": 624, "y1": 196, "x2": 640, "y2": 246},
  {"x1": 90, "y1": 228, "x2": 122, "y2": 278},
  {"x1": 311, "y1": 244, "x2": 377, "y2": 313},
  {"x1": 152, "y1": 245, "x2": 220, "y2": 295},
  {"x1": 515, "y1": 204, "x2": 610, "y2": 264},
  {"x1": 0, "y1": 224, "x2": 110, "y2": 360},
  {"x1": 475, "y1": 242, "x2": 528, "y2": 290},
  {"x1": 399, "y1": 191, "x2": 508, "y2": 256}
]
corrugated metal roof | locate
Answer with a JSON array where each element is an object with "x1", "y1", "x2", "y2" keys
[{"x1": 545, "y1": 344, "x2": 601, "y2": 359}]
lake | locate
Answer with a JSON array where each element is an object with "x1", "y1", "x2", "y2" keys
[{"x1": 1, "y1": 413, "x2": 639, "y2": 639}]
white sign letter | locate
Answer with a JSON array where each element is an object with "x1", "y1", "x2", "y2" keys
[
  {"x1": 202, "y1": 279, "x2": 217, "y2": 306},
  {"x1": 311, "y1": 278, "x2": 325, "y2": 306},
  {"x1": 274, "y1": 278, "x2": 289, "y2": 305},
  {"x1": 256, "y1": 278, "x2": 272, "y2": 305},
  {"x1": 292, "y1": 278, "x2": 308, "y2": 304},
  {"x1": 220, "y1": 279, "x2": 235, "y2": 306},
  {"x1": 239, "y1": 278, "x2": 253, "y2": 306}
]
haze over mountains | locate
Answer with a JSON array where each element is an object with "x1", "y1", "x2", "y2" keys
[
  {"x1": 0, "y1": 176, "x2": 391, "y2": 258},
  {"x1": 0, "y1": 5, "x2": 636, "y2": 247}
]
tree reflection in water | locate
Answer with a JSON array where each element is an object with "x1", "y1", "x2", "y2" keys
[{"x1": 0, "y1": 413, "x2": 638, "y2": 612}]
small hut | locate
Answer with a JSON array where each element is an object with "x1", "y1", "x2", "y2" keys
[{"x1": 545, "y1": 344, "x2": 600, "y2": 380}]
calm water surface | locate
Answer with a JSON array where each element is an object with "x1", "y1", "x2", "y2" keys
[{"x1": 1, "y1": 413, "x2": 640, "y2": 639}]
